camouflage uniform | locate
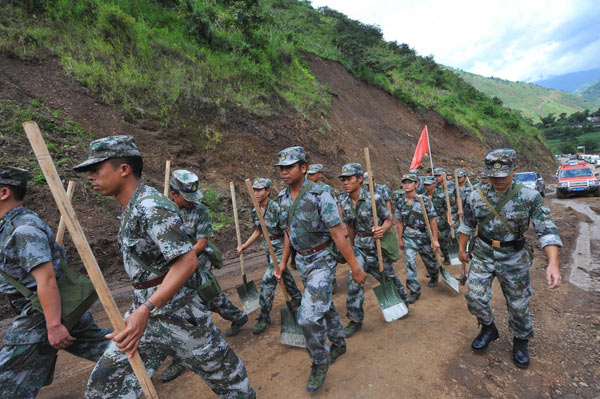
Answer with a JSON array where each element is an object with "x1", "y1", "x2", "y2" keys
[
  {"x1": 277, "y1": 149, "x2": 345, "y2": 366},
  {"x1": 433, "y1": 168, "x2": 456, "y2": 261},
  {"x1": 340, "y1": 164, "x2": 408, "y2": 324},
  {"x1": 74, "y1": 137, "x2": 254, "y2": 398},
  {"x1": 250, "y1": 185, "x2": 302, "y2": 323},
  {"x1": 459, "y1": 149, "x2": 562, "y2": 340},
  {"x1": 395, "y1": 175, "x2": 439, "y2": 294},
  {"x1": 0, "y1": 200, "x2": 110, "y2": 399},
  {"x1": 454, "y1": 168, "x2": 472, "y2": 230}
]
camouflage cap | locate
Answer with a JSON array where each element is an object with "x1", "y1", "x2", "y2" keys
[
  {"x1": 433, "y1": 167, "x2": 445, "y2": 176},
  {"x1": 455, "y1": 168, "x2": 467, "y2": 178},
  {"x1": 426, "y1": 167, "x2": 432, "y2": 173},
  {"x1": 340, "y1": 163, "x2": 363, "y2": 178},
  {"x1": 363, "y1": 171, "x2": 375, "y2": 180},
  {"x1": 252, "y1": 177, "x2": 272, "y2": 189},
  {"x1": 74, "y1": 135, "x2": 140, "y2": 172},
  {"x1": 274, "y1": 146, "x2": 305, "y2": 166},
  {"x1": 481, "y1": 171, "x2": 489, "y2": 179},
  {"x1": 401, "y1": 173, "x2": 418, "y2": 182},
  {"x1": 170, "y1": 169, "x2": 203, "y2": 203},
  {"x1": 307, "y1": 164, "x2": 323, "y2": 175},
  {"x1": 408, "y1": 169, "x2": 419, "y2": 174},
  {"x1": 423, "y1": 176, "x2": 436, "y2": 185},
  {"x1": 0, "y1": 166, "x2": 29, "y2": 188},
  {"x1": 485, "y1": 148, "x2": 516, "y2": 177}
]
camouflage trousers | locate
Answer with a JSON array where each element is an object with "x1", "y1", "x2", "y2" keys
[
  {"x1": 346, "y1": 246, "x2": 408, "y2": 323},
  {"x1": 86, "y1": 287, "x2": 255, "y2": 399},
  {"x1": 403, "y1": 235, "x2": 439, "y2": 294},
  {"x1": 259, "y1": 245, "x2": 302, "y2": 323},
  {"x1": 206, "y1": 293, "x2": 247, "y2": 323},
  {"x1": 0, "y1": 311, "x2": 110, "y2": 399},
  {"x1": 295, "y1": 249, "x2": 345, "y2": 365},
  {"x1": 465, "y1": 244, "x2": 534, "y2": 339},
  {"x1": 436, "y1": 219, "x2": 452, "y2": 260}
]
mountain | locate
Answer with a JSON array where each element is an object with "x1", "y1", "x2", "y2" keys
[
  {"x1": 574, "y1": 78, "x2": 600, "y2": 102},
  {"x1": 450, "y1": 69, "x2": 600, "y2": 122},
  {"x1": 533, "y1": 67, "x2": 600, "y2": 93}
]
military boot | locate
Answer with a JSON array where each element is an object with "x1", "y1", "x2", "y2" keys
[
  {"x1": 306, "y1": 362, "x2": 329, "y2": 393},
  {"x1": 471, "y1": 321, "x2": 499, "y2": 353},
  {"x1": 224, "y1": 314, "x2": 248, "y2": 337},
  {"x1": 252, "y1": 317, "x2": 270, "y2": 334},
  {"x1": 427, "y1": 275, "x2": 438, "y2": 288},
  {"x1": 161, "y1": 361, "x2": 186, "y2": 382},
  {"x1": 443, "y1": 256, "x2": 451, "y2": 265},
  {"x1": 512, "y1": 337, "x2": 530, "y2": 369},
  {"x1": 343, "y1": 321, "x2": 362, "y2": 338},
  {"x1": 328, "y1": 344, "x2": 346, "y2": 365},
  {"x1": 406, "y1": 291, "x2": 420, "y2": 304}
]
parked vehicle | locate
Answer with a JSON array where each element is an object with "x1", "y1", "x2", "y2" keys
[
  {"x1": 556, "y1": 165, "x2": 600, "y2": 198},
  {"x1": 515, "y1": 172, "x2": 545, "y2": 197}
]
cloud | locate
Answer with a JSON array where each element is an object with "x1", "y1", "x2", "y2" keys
[{"x1": 310, "y1": 0, "x2": 600, "y2": 81}]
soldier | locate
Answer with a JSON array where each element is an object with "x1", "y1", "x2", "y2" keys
[
  {"x1": 433, "y1": 168, "x2": 456, "y2": 265},
  {"x1": 363, "y1": 172, "x2": 392, "y2": 216},
  {"x1": 160, "y1": 169, "x2": 249, "y2": 382},
  {"x1": 426, "y1": 167, "x2": 433, "y2": 176},
  {"x1": 0, "y1": 166, "x2": 110, "y2": 399},
  {"x1": 237, "y1": 177, "x2": 302, "y2": 335},
  {"x1": 396, "y1": 174, "x2": 440, "y2": 303},
  {"x1": 458, "y1": 149, "x2": 562, "y2": 369},
  {"x1": 339, "y1": 163, "x2": 409, "y2": 337},
  {"x1": 273, "y1": 146, "x2": 367, "y2": 393},
  {"x1": 473, "y1": 171, "x2": 490, "y2": 190},
  {"x1": 75, "y1": 136, "x2": 255, "y2": 398}
]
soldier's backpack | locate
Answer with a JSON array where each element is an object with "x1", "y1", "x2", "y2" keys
[{"x1": 122, "y1": 194, "x2": 222, "y2": 302}]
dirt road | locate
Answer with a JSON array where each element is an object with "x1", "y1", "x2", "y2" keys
[{"x1": 3, "y1": 194, "x2": 599, "y2": 398}]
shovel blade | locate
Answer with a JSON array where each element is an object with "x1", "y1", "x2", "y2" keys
[
  {"x1": 448, "y1": 236, "x2": 462, "y2": 265},
  {"x1": 440, "y1": 266, "x2": 460, "y2": 293},
  {"x1": 236, "y1": 281, "x2": 260, "y2": 314},
  {"x1": 280, "y1": 306, "x2": 306, "y2": 348},
  {"x1": 373, "y1": 282, "x2": 408, "y2": 322}
]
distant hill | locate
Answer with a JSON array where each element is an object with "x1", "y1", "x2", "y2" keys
[
  {"x1": 574, "y1": 78, "x2": 600, "y2": 102},
  {"x1": 450, "y1": 69, "x2": 600, "y2": 122},
  {"x1": 533, "y1": 67, "x2": 600, "y2": 93}
]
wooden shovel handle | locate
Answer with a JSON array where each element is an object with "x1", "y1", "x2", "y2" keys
[
  {"x1": 163, "y1": 160, "x2": 171, "y2": 197},
  {"x1": 23, "y1": 122, "x2": 158, "y2": 399},
  {"x1": 56, "y1": 180, "x2": 76, "y2": 244},
  {"x1": 364, "y1": 148, "x2": 384, "y2": 273},
  {"x1": 230, "y1": 182, "x2": 246, "y2": 276},
  {"x1": 455, "y1": 172, "x2": 463, "y2": 225},
  {"x1": 244, "y1": 179, "x2": 290, "y2": 301},
  {"x1": 418, "y1": 195, "x2": 444, "y2": 267},
  {"x1": 442, "y1": 173, "x2": 455, "y2": 239}
]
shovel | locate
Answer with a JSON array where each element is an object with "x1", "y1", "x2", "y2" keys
[
  {"x1": 442, "y1": 173, "x2": 462, "y2": 266},
  {"x1": 56, "y1": 180, "x2": 76, "y2": 245},
  {"x1": 163, "y1": 160, "x2": 171, "y2": 197},
  {"x1": 230, "y1": 182, "x2": 260, "y2": 314},
  {"x1": 365, "y1": 148, "x2": 408, "y2": 322},
  {"x1": 454, "y1": 172, "x2": 468, "y2": 285},
  {"x1": 418, "y1": 195, "x2": 460, "y2": 294},
  {"x1": 244, "y1": 179, "x2": 305, "y2": 348}
]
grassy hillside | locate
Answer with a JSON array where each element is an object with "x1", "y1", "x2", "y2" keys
[
  {"x1": 0, "y1": 0, "x2": 551, "y2": 159},
  {"x1": 575, "y1": 79, "x2": 600, "y2": 103},
  {"x1": 451, "y1": 69, "x2": 600, "y2": 123}
]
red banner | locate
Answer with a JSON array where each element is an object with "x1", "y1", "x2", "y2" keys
[{"x1": 409, "y1": 126, "x2": 430, "y2": 170}]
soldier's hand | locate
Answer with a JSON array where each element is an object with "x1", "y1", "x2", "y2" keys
[
  {"x1": 351, "y1": 267, "x2": 367, "y2": 285},
  {"x1": 458, "y1": 210, "x2": 464, "y2": 217},
  {"x1": 458, "y1": 249, "x2": 469, "y2": 264},
  {"x1": 371, "y1": 225, "x2": 385, "y2": 239},
  {"x1": 546, "y1": 263, "x2": 562, "y2": 289},
  {"x1": 432, "y1": 240, "x2": 441, "y2": 253},
  {"x1": 398, "y1": 238, "x2": 404, "y2": 250},
  {"x1": 107, "y1": 305, "x2": 150, "y2": 357},
  {"x1": 47, "y1": 323, "x2": 75, "y2": 350},
  {"x1": 274, "y1": 261, "x2": 286, "y2": 280},
  {"x1": 236, "y1": 245, "x2": 245, "y2": 254}
]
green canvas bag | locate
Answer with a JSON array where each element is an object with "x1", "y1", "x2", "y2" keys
[{"x1": 350, "y1": 201, "x2": 399, "y2": 262}]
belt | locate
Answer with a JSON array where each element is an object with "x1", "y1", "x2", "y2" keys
[
  {"x1": 269, "y1": 233, "x2": 284, "y2": 241},
  {"x1": 296, "y1": 239, "x2": 332, "y2": 256},
  {"x1": 356, "y1": 231, "x2": 374, "y2": 237},
  {"x1": 5, "y1": 286, "x2": 36, "y2": 301},
  {"x1": 132, "y1": 274, "x2": 166, "y2": 289},
  {"x1": 477, "y1": 232, "x2": 524, "y2": 249}
]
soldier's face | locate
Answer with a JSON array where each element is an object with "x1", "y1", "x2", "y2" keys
[
  {"x1": 341, "y1": 175, "x2": 361, "y2": 193},
  {"x1": 402, "y1": 180, "x2": 416, "y2": 192},
  {"x1": 87, "y1": 160, "x2": 125, "y2": 197},
  {"x1": 435, "y1": 175, "x2": 442, "y2": 183},
  {"x1": 171, "y1": 191, "x2": 192, "y2": 209},
  {"x1": 254, "y1": 188, "x2": 269, "y2": 203},
  {"x1": 307, "y1": 173, "x2": 319, "y2": 183},
  {"x1": 279, "y1": 163, "x2": 305, "y2": 184},
  {"x1": 458, "y1": 176, "x2": 466, "y2": 183},
  {"x1": 482, "y1": 177, "x2": 489, "y2": 184},
  {"x1": 424, "y1": 184, "x2": 434, "y2": 194}
]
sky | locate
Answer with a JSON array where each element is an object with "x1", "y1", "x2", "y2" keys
[{"x1": 309, "y1": 0, "x2": 600, "y2": 82}]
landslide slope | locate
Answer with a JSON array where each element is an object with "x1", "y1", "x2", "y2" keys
[{"x1": 0, "y1": 0, "x2": 557, "y2": 288}]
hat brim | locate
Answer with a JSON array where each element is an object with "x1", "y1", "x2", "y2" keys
[
  {"x1": 73, "y1": 157, "x2": 110, "y2": 172},
  {"x1": 252, "y1": 184, "x2": 269, "y2": 189},
  {"x1": 181, "y1": 190, "x2": 203, "y2": 203},
  {"x1": 306, "y1": 171, "x2": 318, "y2": 175},
  {"x1": 485, "y1": 167, "x2": 514, "y2": 178},
  {"x1": 401, "y1": 178, "x2": 417, "y2": 183},
  {"x1": 274, "y1": 159, "x2": 301, "y2": 166},
  {"x1": 339, "y1": 173, "x2": 359, "y2": 178}
]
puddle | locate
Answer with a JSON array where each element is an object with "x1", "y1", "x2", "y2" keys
[{"x1": 552, "y1": 199, "x2": 600, "y2": 292}]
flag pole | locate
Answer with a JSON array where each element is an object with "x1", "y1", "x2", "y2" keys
[{"x1": 425, "y1": 125, "x2": 434, "y2": 171}]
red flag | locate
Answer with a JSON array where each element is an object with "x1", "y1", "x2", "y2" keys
[{"x1": 409, "y1": 126, "x2": 430, "y2": 170}]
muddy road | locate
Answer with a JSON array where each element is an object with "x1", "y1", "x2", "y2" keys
[{"x1": 2, "y1": 193, "x2": 599, "y2": 398}]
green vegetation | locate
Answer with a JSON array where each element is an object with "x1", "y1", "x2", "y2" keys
[
  {"x1": 576, "y1": 79, "x2": 600, "y2": 103},
  {"x1": 537, "y1": 109, "x2": 600, "y2": 153},
  {"x1": 202, "y1": 187, "x2": 231, "y2": 231},
  {"x1": 1, "y1": 0, "x2": 553, "y2": 160},
  {"x1": 451, "y1": 69, "x2": 600, "y2": 123}
]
